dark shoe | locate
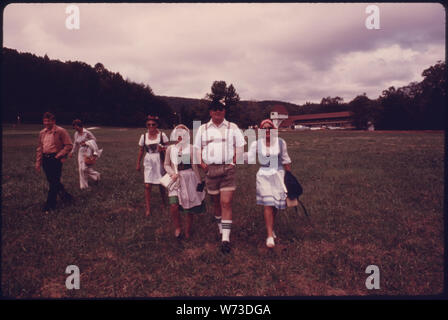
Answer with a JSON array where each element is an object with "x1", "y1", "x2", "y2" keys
[
  {"x1": 221, "y1": 241, "x2": 231, "y2": 254},
  {"x1": 60, "y1": 192, "x2": 74, "y2": 203},
  {"x1": 42, "y1": 204, "x2": 55, "y2": 213}
]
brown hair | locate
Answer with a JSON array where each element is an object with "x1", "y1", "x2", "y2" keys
[
  {"x1": 72, "y1": 119, "x2": 83, "y2": 128},
  {"x1": 146, "y1": 115, "x2": 160, "y2": 126},
  {"x1": 43, "y1": 112, "x2": 55, "y2": 121}
]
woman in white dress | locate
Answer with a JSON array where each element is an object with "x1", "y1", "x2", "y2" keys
[
  {"x1": 69, "y1": 119, "x2": 102, "y2": 189},
  {"x1": 247, "y1": 119, "x2": 292, "y2": 248},
  {"x1": 164, "y1": 124, "x2": 205, "y2": 239},
  {"x1": 136, "y1": 115, "x2": 168, "y2": 216}
]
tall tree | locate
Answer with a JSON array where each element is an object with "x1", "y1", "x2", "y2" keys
[
  {"x1": 348, "y1": 94, "x2": 379, "y2": 129},
  {"x1": 205, "y1": 80, "x2": 242, "y2": 124},
  {"x1": 418, "y1": 61, "x2": 446, "y2": 129}
]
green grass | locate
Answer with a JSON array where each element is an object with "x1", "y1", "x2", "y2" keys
[{"x1": 1, "y1": 124, "x2": 444, "y2": 297}]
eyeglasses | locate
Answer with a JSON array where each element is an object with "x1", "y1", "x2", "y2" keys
[
  {"x1": 261, "y1": 127, "x2": 273, "y2": 130},
  {"x1": 147, "y1": 123, "x2": 157, "y2": 127},
  {"x1": 210, "y1": 107, "x2": 225, "y2": 111}
]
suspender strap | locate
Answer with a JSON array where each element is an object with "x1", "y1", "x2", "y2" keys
[{"x1": 203, "y1": 121, "x2": 234, "y2": 163}]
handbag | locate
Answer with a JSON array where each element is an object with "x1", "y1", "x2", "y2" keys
[
  {"x1": 160, "y1": 150, "x2": 179, "y2": 191},
  {"x1": 160, "y1": 173, "x2": 179, "y2": 191},
  {"x1": 84, "y1": 156, "x2": 96, "y2": 166},
  {"x1": 284, "y1": 171, "x2": 310, "y2": 221}
]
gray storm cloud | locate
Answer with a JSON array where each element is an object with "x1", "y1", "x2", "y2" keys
[{"x1": 3, "y1": 3, "x2": 445, "y2": 104}]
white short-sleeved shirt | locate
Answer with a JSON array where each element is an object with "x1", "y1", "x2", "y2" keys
[
  {"x1": 193, "y1": 119, "x2": 246, "y2": 164},
  {"x1": 248, "y1": 137, "x2": 291, "y2": 174}
]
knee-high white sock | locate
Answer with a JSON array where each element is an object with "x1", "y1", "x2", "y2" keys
[
  {"x1": 215, "y1": 216, "x2": 222, "y2": 234},
  {"x1": 221, "y1": 220, "x2": 232, "y2": 242}
]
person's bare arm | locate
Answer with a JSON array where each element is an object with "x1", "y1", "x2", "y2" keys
[{"x1": 136, "y1": 146, "x2": 144, "y2": 171}]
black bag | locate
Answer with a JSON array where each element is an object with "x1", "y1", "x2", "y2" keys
[
  {"x1": 284, "y1": 171, "x2": 303, "y2": 199},
  {"x1": 284, "y1": 171, "x2": 310, "y2": 220}
]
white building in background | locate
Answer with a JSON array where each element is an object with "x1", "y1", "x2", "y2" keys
[{"x1": 270, "y1": 105, "x2": 289, "y2": 128}]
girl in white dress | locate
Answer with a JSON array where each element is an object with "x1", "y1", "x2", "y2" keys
[
  {"x1": 136, "y1": 115, "x2": 168, "y2": 216},
  {"x1": 247, "y1": 119, "x2": 292, "y2": 248},
  {"x1": 164, "y1": 124, "x2": 205, "y2": 239},
  {"x1": 69, "y1": 119, "x2": 102, "y2": 189}
]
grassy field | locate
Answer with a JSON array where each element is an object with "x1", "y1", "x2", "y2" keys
[{"x1": 1, "y1": 123, "x2": 444, "y2": 297}]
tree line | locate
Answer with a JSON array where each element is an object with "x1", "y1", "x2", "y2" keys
[
  {"x1": 2, "y1": 47, "x2": 445, "y2": 130},
  {"x1": 2, "y1": 48, "x2": 174, "y2": 127},
  {"x1": 347, "y1": 61, "x2": 445, "y2": 130}
]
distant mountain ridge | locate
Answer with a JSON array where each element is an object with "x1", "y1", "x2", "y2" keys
[{"x1": 157, "y1": 95, "x2": 302, "y2": 115}]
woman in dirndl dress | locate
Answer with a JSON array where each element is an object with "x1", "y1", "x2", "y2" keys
[
  {"x1": 164, "y1": 124, "x2": 205, "y2": 239},
  {"x1": 247, "y1": 119, "x2": 291, "y2": 248},
  {"x1": 136, "y1": 115, "x2": 169, "y2": 216}
]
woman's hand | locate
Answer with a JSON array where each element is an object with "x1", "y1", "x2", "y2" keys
[
  {"x1": 157, "y1": 144, "x2": 166, "y2": 152},
  {"x1": 200, "y1": 162, "x2": 208, "y2": 172},
  {"x1": 68, "y1": 152, "x2": 73, "y2": 159},
  {"x1": 170, "y1": 173, "x2": 179, "y2": 181}
]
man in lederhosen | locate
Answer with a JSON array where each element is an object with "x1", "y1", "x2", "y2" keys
[{"x1": 194, "y1": 100, "x2": 246, "y2": 253}]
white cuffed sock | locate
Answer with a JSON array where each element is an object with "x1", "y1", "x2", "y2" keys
[{"x1": 221, "y1": 220, "x2": 232, "y2": 242}]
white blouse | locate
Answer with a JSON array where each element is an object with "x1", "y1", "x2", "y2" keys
[
  {"x1": 73, "y1": 129, "x2": 96, "y2": 154},
  {"x1": 247, "y1": 137, "x2": 291, "y2": 174}
]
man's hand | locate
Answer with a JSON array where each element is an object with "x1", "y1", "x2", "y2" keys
[
  {"x1": 55, "y1": 154, "x2": 66, "y2": 163},
  {"x1": 35, "y1": 164, "x2": 41, "y2": 173},
  {"x1": 136, "y1": 163, "x2": 141, "y2": 171}
]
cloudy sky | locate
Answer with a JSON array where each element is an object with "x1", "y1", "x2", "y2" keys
[{"x1": 3, "y1": 3, "x2": 445, "y2": 104}]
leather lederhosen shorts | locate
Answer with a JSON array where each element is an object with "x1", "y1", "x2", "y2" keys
[{"x1": 205, "y1": 164, "x2": 236, "y2": 195}]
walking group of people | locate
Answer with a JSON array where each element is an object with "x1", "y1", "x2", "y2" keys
[
  {"x1": 35, "y1": 112, "x2": 102, "y2": 211},
  {"x1": 35, "y1": 99, "x2": 293, "y2": 252}
]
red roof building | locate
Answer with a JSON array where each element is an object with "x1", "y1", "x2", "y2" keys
[{"x1": 280, "y1": 111, "x2": 354, "y2": 128}]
